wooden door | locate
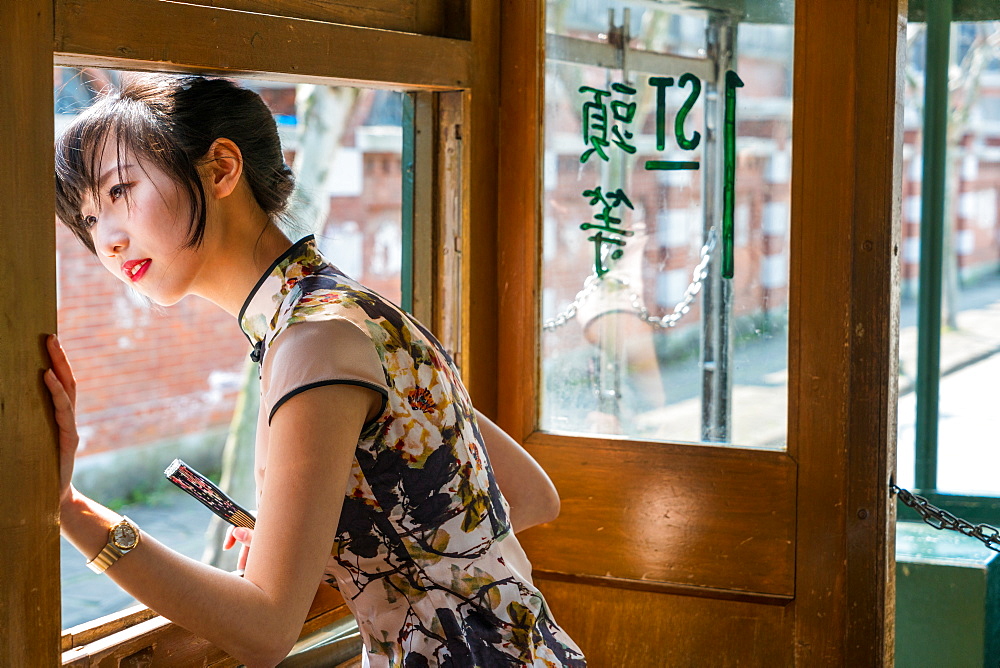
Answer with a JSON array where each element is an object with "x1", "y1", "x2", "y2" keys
[{"x1": 495, "y1": 1, "x2": 904, "y2": 665}]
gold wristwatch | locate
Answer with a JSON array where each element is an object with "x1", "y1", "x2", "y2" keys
[{"x1": 86, "y1": 516, "x2": 141, "y2": 574}]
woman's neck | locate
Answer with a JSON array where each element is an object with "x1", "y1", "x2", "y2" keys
[{"x1": 191, "y1": 195, "x2": 294, "y2": 318}]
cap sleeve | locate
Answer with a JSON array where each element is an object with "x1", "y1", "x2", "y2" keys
[{"x1": 260, "y1": 317, "x2": 389, "y2": 427}]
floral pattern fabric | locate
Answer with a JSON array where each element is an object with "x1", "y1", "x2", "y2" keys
[{"x1": 239, "y1": 236, "x2": 586, "y2": 668}]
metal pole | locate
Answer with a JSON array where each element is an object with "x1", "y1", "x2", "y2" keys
[
  {"x1": 701, "y1": 13, "x2": 736, "y2": 442},
  {"x1": 594, "y1": 55, "x2": 626, "y2": 426},
  {"x1": 915, "y1": 0, "x2": 952, "y2": 491},
  {"x1": 400, "y1": 93, "x2": 416, "y2": 314}
]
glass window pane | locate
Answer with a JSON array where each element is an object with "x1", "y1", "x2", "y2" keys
[
  {"x1": 546, "y1": 0, "x2": 709, "y2": 59},
  {"x1": 54, "y1": 67, "x2": 404, "y2": 627},
  {"x1": 895, "y1": 23, "x2": 928, "y2": 493},
  {"x1": 912, "y1": 21, "x2": 1000, "y2": 496},
  {"x1": 540, "y1": 2, "x2": 793, "y2": 449}
]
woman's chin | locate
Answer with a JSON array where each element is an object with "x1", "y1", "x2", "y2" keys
[
  {"x1": 127, "y1": 284, "x2": 183, "y2": 308},
  {"x1": 151, "y1": 293, "x2": 184, "y2": 307}
]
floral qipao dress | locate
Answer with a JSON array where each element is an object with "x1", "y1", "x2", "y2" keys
[{"x1": 239, "y1": 236, "x2": 586, "y2": 668}]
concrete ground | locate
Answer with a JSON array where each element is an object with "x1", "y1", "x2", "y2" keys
[
  {"x1": 896, "y1": 274, "x2": 1000, "y2": 495},
  {"x1": 61, "y1": 494, "x2": 216, "y2": 629},
  {"x1": 60, "y1": 273, "x2": 1000, "y2": 629}
]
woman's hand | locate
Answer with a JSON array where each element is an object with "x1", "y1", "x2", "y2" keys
[
  {"x1": 44, "y1": 334, "x2": 80, "y2": 506},
  {"x1": 224, "y1": 525, "x2": 254, "y2": 572}
]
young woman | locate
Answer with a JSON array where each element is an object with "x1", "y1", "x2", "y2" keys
[{"x1": 48, "y1": 74, "x2": 586, "y2": 668}]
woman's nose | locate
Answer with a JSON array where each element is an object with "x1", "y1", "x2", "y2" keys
[{"x1": 94, "y1": 218, "x2": 129, "y2": 256}]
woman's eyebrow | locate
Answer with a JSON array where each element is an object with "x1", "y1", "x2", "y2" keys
[{"x1": 98, "y1": 163, "x2": 136, "y2": 189}]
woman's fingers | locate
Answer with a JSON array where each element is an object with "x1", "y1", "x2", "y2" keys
[
  {"x1": 44, "y1": 368, "x2": 79, "y2": 450},
  {"x1": 224, "y1": 526, "x2": 253, "y2": 551},
  {"x1": 237, "y1": 543, "x2": 250, "y2": 571},
  {"x1": 227, "y1": 527, "x2": 253, "y2": 570},
  {"x1": 43, "y1": 340, "x2": 81, "y2": 506},
  {"x1": 46, "y1": 335, "x2": 77, "y2": 405}
]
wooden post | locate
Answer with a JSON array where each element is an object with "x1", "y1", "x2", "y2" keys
[
  {"x1": 0, "y1": 0, "x2": 60, "y2": 664},
  {"x1": 495, "y1": 0, "x2": 543, "y2": 440},
  {"x1": 790, "y1": 0, "x2": 904, "y2": 663},
  {"x1": 464, "y1": 0, "x2": 500, "y2": 414}
]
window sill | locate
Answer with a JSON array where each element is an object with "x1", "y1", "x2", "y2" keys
[{"x1": 61, "y1": 584, "x2": 355, "y2": 666}]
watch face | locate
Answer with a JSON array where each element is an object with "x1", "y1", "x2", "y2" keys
[{"x1": 112, "y1": 523, "x2": 138, "y2": 549}]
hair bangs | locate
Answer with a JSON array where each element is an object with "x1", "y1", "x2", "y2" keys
[
  {"x1": 54, "y1": 84, "x2": 207, "y2": 254},
  {"x1": 55, "y1": 97, "x2": 118, "y2": 253}
]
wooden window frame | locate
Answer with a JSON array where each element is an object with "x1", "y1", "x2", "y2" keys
[
  {"x1": 174, "y1": 0, "x2": 471, "y2": 40},
  {"x1": 3, "y1": 0, "x2": 501, "y2": 662}
]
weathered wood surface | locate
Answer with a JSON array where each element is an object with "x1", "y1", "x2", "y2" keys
[
  {"x1": 789, "y1": 0, "x2": 903, "y2": 664},
  {"x1": 181, "y1": 0, "x2": 470, "y2": 39},
  {"x1": 406, "y1": 92, "x2": 438, "y2": 329},
  {"x1": 522, "y1": 436, "x2": 797, "y2": 596},
  {"x1": 61, "y1": 584, "x2": 351, "y2": 665},
  {"x1": 61, "y1": 606, "x2": 159, "y2": 653},
  {"x1": 0, "y1": 1, "x2": 60, "y2": 666},
  {"x1": 537, "y1": 578, "x2": 793, "y2": 667},
  {"x1": 431, "y1": 92, "x2": 468, "y2": 372},
  {"x1": 460, "y1": 0, "x2": 500, "y2": 413},
  {"x1": 55, "y1": 0, "x2": 471, "y2": 89}
]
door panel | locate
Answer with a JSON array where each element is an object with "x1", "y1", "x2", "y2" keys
[
  {"x1": 537, "y1": 580, "x2": 793, "y2": 667},
  {"x1": 523, "y1": 437, "x2": 796, "y2": 596}
]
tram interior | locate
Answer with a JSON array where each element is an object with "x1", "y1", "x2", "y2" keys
[{"x1": 4, "y1": 0, "x2": 1000, "y2": 665}]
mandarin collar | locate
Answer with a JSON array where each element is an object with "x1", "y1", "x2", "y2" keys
[{"x1": 238, "y1": 235, "x2": 325, "y2": 349}]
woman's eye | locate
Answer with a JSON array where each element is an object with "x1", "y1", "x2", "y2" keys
[
  {"x1": 109, "y1": 183, "x2": 131, "y2": 202},
  {"x1": 81, "y1": 214, "x2": 98, "y2": 229}
]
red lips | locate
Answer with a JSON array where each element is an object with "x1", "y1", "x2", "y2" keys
[{"x1": 122, "y1": 258, "x2": 151, "y2": 282}]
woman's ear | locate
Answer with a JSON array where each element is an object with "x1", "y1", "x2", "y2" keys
[{"x1": 202, "y1": 138, "x2": 244, "y2": 200}]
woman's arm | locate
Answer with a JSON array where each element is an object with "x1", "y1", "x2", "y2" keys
[
  {"x1": 50, "y1": 337, "x2": 376, "y2": 668},
  {"x1": 474, "y1": 409, "x2": 560, "y2": 532}
]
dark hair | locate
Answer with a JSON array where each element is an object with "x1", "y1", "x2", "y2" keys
[{"x1": 55, "y1": 74, "x2": 295, "y2": 253}]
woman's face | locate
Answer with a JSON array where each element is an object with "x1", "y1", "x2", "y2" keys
[{"x1": 80, "y1": 139, "x2": 210, "y2": 306}]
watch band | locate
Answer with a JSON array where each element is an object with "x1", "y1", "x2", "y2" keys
[{"x1": 86, "y1": 516, "x2": 141, "y2": 574}]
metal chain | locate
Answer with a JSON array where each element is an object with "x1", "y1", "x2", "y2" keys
[
  {"x1": 892, "y1": 484, "x2": 1000, "y2": 552},
  {"x1": 542, "y1": 228, "x2": 718, "y2": 332},
  {"x1": 633, "y1": 229, "x2": 716, "y2": 329},
  {"x1": 541, "y1": 273, "x2": 601, "y2": 332}
]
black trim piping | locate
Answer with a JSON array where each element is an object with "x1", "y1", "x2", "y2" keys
[
  {"x1": 237, "y1": 234, "x2": 316, "y2": 344},
  {"x1": 268, "y1": 379, "x2": 389, "y2": 428}
]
